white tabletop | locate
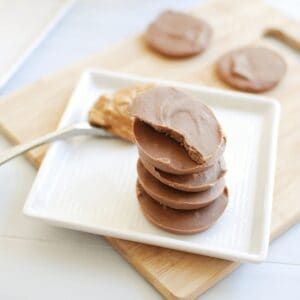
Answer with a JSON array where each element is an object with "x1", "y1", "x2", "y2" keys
[
  {"x1": 0, "y1": 1, "x2": 299, "y2": 299},
  {"x1": 0, "y1": 0, "x2": 72, "y2": 88}
]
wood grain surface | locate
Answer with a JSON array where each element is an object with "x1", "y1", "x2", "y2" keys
[{"x1": 0, "y1": 0, "x2": 300, "y2": 299}]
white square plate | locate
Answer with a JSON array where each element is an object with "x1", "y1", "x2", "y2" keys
[{"x1": 24, "y1": 69, "x2": 280, "y2": 262}]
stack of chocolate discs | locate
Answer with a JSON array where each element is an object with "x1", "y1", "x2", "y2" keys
[{"x1": 129, "y1": 87, "x2": 228, "y2": 235}]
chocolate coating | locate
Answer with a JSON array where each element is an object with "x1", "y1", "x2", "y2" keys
[
  {"x1": 137, "y1": 159, "x2": 225, "y2": 210},
  {"x1": 145, "y1": 10, "x2": 212, "y2": 58},
  {"x1": 134, "y1": 119, "x2": 203, "y2": 175},
  {"x1": 130, "y1": 87, "x2": 224, "y2": 165},
  {"x1": 217, "y1": 47, "x2": 286, "y2": 93},
  {"x1": 137, "y1": 182, "x2": 228, "y2": 234},
  {"x1": 141, "y1": 155, "x2": 226, "y2": 192}
]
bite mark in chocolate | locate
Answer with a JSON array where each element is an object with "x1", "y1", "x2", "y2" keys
[{"x1": 134, "y1": 118, "x2": 207, "y2": 175}]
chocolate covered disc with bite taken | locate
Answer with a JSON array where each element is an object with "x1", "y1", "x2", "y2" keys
[
  {"x1": 134, "y1": 118, "x2": 210, "y2": 175},
  {"x1": 130, "y1": 87, "x2": 225, "y2": 174},
  {"x1": 145, "y1": 10, "x2": 212, "y2": 58},
  {"x1": 140, "y1": 155, "x2": 226, "y2": 192},
  {"x1": 217, "y1": 47, "x2": 286, "y2": 93},
  {"x1": 137, "y1": 159, "x2": 225, "y2": 210},
  {"x1": 137, "y1": 182, "x2": 228, "y2": 234}
]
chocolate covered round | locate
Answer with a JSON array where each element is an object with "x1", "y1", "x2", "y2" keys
[
  {"x1": 217, "y1": 47, "x2": 286, "y2": 93},
  {"x1": 141, "y1": 155, "x2": 226, "y2": 192},
  {"x1": 137, "y1": 160, "x2": 225, "y2": 210},
  {"x1": 130, "y1": 87, "x2": 225, "y2": 169},
  {"x1": 134, "y1": 119, "x2": 209, "y2": 175},
  {"x1": 145, "y1": 10, "x2": 212, "y2": 58},
  {"x1": 137, "y1": 182, "x2": 228, "y2": 234}
]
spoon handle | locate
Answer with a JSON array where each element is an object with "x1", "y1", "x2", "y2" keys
[{"x1": 0, "y1": 123, "x2": 110, "y2": 166}]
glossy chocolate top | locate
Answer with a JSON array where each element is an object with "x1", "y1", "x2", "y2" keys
[{"x1": 145, "y1": 10, "x2": 212, "y2": 57}]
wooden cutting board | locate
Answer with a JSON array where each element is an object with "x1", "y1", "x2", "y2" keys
[{"x1": 0, "y1": 0, "x2": 300, "y2": 299}]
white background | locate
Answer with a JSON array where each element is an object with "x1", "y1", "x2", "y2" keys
[{"x1": 0, "y1": 0, "x2": 299, "y2": 299}]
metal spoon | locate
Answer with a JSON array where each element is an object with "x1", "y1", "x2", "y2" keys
[{"x1": 0, "y1": 122, "x2": 113, "y2": 166}]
